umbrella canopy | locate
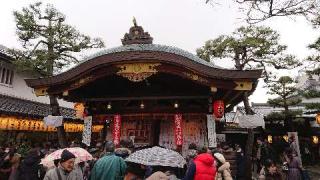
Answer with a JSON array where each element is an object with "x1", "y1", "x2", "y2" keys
[
  {"x1": 125, "y1": 146, "x2": 186, "y2": 168},
  {"x1": 40, "y1": 147, "x2": 93, "y2": 168}
]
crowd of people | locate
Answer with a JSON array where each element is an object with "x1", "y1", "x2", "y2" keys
[
  {"x1": 254, "y1": 136, "x2": 311, "y2": 180},
  {"x1": 0, "y1": 136, "x2": 313, "y2": 180}
]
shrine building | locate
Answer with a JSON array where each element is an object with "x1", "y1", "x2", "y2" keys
[{"x1": 25, "y1": 22, "x2": 262, "y2": 153}]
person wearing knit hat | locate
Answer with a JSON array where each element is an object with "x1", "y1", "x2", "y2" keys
[
  {"x1": 60, "y1": 149, "x2": 76, "y2": 164},
  {"x1": 44, "y1": 149, "x2": 83, "y2": 180},
  {"x1": 214, "y1": 153, "x2": 233, "y2": 180}
]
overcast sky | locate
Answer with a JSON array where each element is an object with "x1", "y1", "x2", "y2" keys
[{"x1": 0, "y1": 0, "x2": 319, "y2": 103}]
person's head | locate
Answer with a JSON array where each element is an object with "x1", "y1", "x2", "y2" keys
[
  {"x1": 235, "y1": 144, "x2": 240, "y2": 149},
  {"x1": 289, "y1": 136, "x2": 295, "y2": 143},
  {"x1": 105, "y1": 141, "x2": 115, "y2": 153},
  {"x1": 28, "y1": 148, "x2": 40, "y2": 157},
  {"x1": 214, "y1": 153, "x2": 226, "y2": 166},
  {"x1": 197, "y1": 146, "x2": 208, "y2": 154},
  {"x1": 60, "y1": 149, "x2": 76, "y2": 172},
  {"x1": 285, "y1": 148, "x2": 294, "y2": 159},
  {"x1": 96, "y1": 142, "x2": 103, "y2": 150},
  {"x1": 188, "y1": 143, "x2": 197, "y2": 150},
  {"x1": 257, "y1": 138, "x2": 263, "y2": 145},
  {"x1": 265, "y1": 159, "x2": 277, "y2": 174},
  {"x1": 119, "y1": 139, "x2": 134, "y2": 149}
]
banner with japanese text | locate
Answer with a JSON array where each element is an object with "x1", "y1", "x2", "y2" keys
[
  {"x1": 174, "y1": 114, "x2": 183, "y2": 146},
  {"x1": 113, "y1": 115, "x2": 121, "y2": 146},
  {"x1": 82, "y1": 116, "x2": 92, "y2": 146},
  {"x1": 207, "y1": 114, "x2": 217, "y2": 148}
]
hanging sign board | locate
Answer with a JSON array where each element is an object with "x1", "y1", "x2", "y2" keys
[
  {"x1": 207, "y1": 114, "x2": 217, "y2": 148},
  {"x1": 113, "y1": 115, "x2": 121, "y2": 146},
  {"x1": 174, "y1": 114, "x2": 183, "y2": 146},
  {"x1": 43, "y1": 115, "x2": 63, "y2": 127},
  {"x1": 82, "y1": 116, "x2": 92, "y2": 146}
]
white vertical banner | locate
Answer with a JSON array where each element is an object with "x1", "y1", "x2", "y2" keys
[
  {"x1": 82, "y1": 116, "x2": 92, "y2": 146},
  {"x1": 207, "y1": 114, "x2": 217, "y2": 148}
]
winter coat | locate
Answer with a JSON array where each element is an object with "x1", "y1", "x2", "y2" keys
[
  {"x1": 17, "y1": 151, "x2": 41, "y2": 180},
  {"x1": 43, "y1": 165, "x2": 83, "y2": 180},
  {"x1": 259, "y1": 168, "x2": 283, "y2": 180},
  {"x1": 215, "y1": 162, "x2": 233, "y2": 180},
  {"x1": 146, "y1": 171, "x2": 169, "y2": 180},
  {"x1": 193, "y1": 153, "x2": 216, "y2": 180},
  {"x1": 214, "y1": 153, "x2": 232, "y2": 180},
  {"x1": 90, "y1": 153, "x2": 127, "y2": 180},
  {"x1": 286, "y1": 157, "x2": 302, "y2": 180},
  {"x1": 8, "y1": 153, "x2": 20, "y2": 180}
]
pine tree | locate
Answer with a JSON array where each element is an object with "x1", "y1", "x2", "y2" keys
[
  {"x1": 10, "y1": 2, "x2": 105, "y2": 147},
  {"x1": 266, "y1": 76, "x2": 302, "y2": 130},
  {"x1": 197, "y1": 26, "x2": 301, "y2": 114},
  {"x1": 304, "y1": 18, "x2": 320, "y2": 112}
]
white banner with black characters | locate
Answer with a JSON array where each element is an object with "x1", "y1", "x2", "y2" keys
[
  {"x1": 82, "y1": 116, "x2": 92, "y2": 146},
  {"x1": 43, "y1": 115, "x2": 63, "y2": 127},
  {"x1": 207, "y1": 114, "x2": 217, "y2": 148}
]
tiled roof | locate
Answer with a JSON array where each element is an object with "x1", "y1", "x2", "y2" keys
[
  {"x1": 78, "y1": 44, "x2": 222, "y2": 69},
  {"x1": 0, "y1": 94, "x2": 76, "y2": 119},
  {"x1": 0, "y1": 44, "x2": 13, "y2": 59}
]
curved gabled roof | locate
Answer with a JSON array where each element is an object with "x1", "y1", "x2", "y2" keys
[
  {"x1": 77, "y1": 43, "x2": 222, "y2": 69},
  {"x1": 25, "y1": 43, "x2": 262, "y2": 88}
]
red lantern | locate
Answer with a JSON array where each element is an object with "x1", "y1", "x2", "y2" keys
[
  {"x1": 113, "y1": 115, "x2": 121, "y2": 146},
  {"x1": 213, "y1": 100, "x2": 224, "y2": 119}
]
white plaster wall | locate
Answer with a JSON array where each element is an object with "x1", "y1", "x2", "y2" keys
[{"x1": 0, "y1": 69, "x2": 73, "y2": 108}]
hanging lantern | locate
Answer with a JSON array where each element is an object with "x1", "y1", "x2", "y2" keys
[
  {"x1": 312, "y1": 136, "x2": 319, "y2": 144},
  {"x1": 316, "y1": 113, "x2": 320, "y2": 124},
  {"x1": 213, "y1": 100, "x2": 224, "y2": 119},
  {"x1": 267, "y1": 135, "x2": 273, "y2": 143},
  {"x1": 74, "y1": 103, "x2": 85, "y2": 119}
]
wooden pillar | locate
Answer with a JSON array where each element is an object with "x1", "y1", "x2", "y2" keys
[{"x1": 49, "y1": 95, "x2": 67, "y2": 148}]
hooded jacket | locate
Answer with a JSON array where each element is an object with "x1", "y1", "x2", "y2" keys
[
  {"x1": 43, "y1": 165, "x2": 83, "y2": 180},
  {"x1": 90, "y1": 153, "x2": 127, "y2": 180},
  {"x1": 214, "y1": 153, "x2": 233, "y2": 180},
  {"x1": 17, "y1": 150, "x2": 41, "y2": 180},
  {"x1": 193, "y1": 153, "x2": 216, "y2": 180}
]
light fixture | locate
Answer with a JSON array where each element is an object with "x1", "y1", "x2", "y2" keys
[
  {"x1": 283, "y1": 135, "x2": 289, "y2": 142},
  {"x1": 107, "y1": 102, "x2": 112, "y2": 110},
  {"x1": 267, "y1": 135, "x2": 272, "y2": 143},
  {"x1": 174, "y1": 101, "x2": 179, "y2": 109},
  {"x1": 210, "y1": 86, "x2": 217, "y2": 93},
  {"x1": 312, "y1": 136, "x2": 319, "y2": 144},
  {"x1": 316, "y1": 113, "x2": 320, "y2": 124},
  {"x1": 140, "y1": 101, "x2": 145, "y2": 109}
]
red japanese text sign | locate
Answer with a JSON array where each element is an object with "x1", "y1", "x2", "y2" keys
[
  {"x1": 174, "y1": 114, "x2": 183, "y2": 146},
  {"x1": 113, "y1": 115, "x2": 121, "y2": 146}
]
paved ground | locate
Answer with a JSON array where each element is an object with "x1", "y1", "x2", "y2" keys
[
  {"x1": 306, "y1": 165, "x2": 320, "y2": 180},
  {"x1": 252, "y1": 165, "x2": 320, "y2": 180}
]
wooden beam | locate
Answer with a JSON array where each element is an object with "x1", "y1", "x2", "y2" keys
[
  {"x1": 75, "y1": 95, "x2": 210, "y2": 102},
  {"x1": 226, "y1": 91, "x2": 243, "y2": 105},
  {"x1": 222, "y1": 90, "x2": 233, "y2": 101}
]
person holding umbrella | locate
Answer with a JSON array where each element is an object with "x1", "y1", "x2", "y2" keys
[
  {"x1": 90, "y1": 141, "x2": 127, "y2": 180},
  {"x1": 43, "y1": 149, "x2": 83, "y2": 180}
]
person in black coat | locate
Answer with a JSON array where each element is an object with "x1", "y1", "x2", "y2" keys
[{"x1": 17, "y1": 148, "x2": 42, "y2": 180}]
